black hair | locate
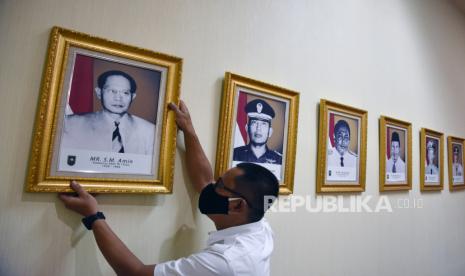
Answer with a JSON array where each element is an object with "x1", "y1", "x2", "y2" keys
[
  {"x1": 234, "y1": 163, "x2": 279, "y2": 223},
  {"x1": 334, "y1": 119, "x2": 350, "y2": 136},
  {"x1": 97, "y1": 70, "x2": 137, "y2": 94}
]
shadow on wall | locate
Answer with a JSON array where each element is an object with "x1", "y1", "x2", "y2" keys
[{"x1": 157, "y1": 136, "x2": 206, "y2": 261}]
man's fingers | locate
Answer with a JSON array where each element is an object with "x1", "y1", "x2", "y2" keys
[
  {"x1": 58, "y1": 193, "x2": 79, "y2": 207},
  {"x1": 179, "y1": 100, "x2": 189, "y2": 114},
  {"x1": 168, "y1": 102, "x2": 181, "y2": 114},
  {"x1": 70, "y1": 181, "x2": 87, "y2": 197}
]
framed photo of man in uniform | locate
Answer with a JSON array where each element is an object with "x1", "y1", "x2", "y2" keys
[
  {"x1": 420, "y1": 128, "x2": 444, "y2": 191},
  {"x1": 26, "y1": 26, "x2": 182, "y2": 194},
  {"x1": 316, "y1": 100, "x2": 367, "y2": 193},
  {"x1": 379, "y1": 116, "x2": 412, "y2": 191},
  {"x1": 215, "y1": 72, "x2": 299, "y2": 195},
  {"x1": 447, "y1": 136, "x2": 465, "y2": 190}
]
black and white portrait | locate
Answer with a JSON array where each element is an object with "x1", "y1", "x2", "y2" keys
[
  {"x1": 385, "y1": 127, "x2": 407, "y2": 183},
  {"x1": 424, "y1": 136, "x2": 440, "y2": 184},
  {"x1": 325, "y1": 112, "x2": 360, "y2": 183},
  {"x1": 452, "y1": 143, "x2": 464, "y2": 184},
  {"x1": 231, "y1": 90, "x2": 287, "y2": 181},
  {"x1": 55, "y1": 48, "x2": 166, "y2": 176}
]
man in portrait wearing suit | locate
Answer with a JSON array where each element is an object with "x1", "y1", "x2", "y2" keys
[
  {"x1": 425, "y1": 140, "x2": 439, "y2": 175},
  {"x1": 327, "y1": 119, "x2": 357, "y2": 168},
  {"x1": 386, "y1": 132, "x2": 405, "y2": 174},
  {"x1": 233, "y1": 99, "x2": 282, "y2": 165},
  {"x1": 61, "y1": 70, "x2": 155, "y2": 155},
  {"x1": 452, "y1": 145, "x2": 463, "y2": 177}
]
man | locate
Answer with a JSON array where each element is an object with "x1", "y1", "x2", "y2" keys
[
  {"x1": 425, "y1": 140, "x2": 439, "y2": 175},
  {"x1": 61, "y1": 70, "x2": 155, "y2": 155},
  {"x1": 452, "y1": 145, "x2": 463, "y2": 177},
  {"x1": 59, "y1": 100, "x2": 279, "y2": 276},
  {"x1": 327, "y1": 119, "x2": 357, "y2": 168},
  {"x1": 386, "y1": 132, "x2": 405, "y2": 174},
  {"x1": 233, "y1": 99, "x2": 282, "y2": 164}
]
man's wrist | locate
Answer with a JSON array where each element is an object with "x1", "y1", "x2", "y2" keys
[
  {"x1": 183, "y1": 126, "x2": 196, "y2": 137},
  {"x1": 82, "y1": 211, "x2": 105, "y2": 230}
]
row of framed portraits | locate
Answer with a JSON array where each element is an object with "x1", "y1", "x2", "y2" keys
[
  {"x1": 316, "y1": 102, "x2": 465, "y2": 193},
  {"x1": 26, "y1": 26, "x2": 464, "y2": 195}
]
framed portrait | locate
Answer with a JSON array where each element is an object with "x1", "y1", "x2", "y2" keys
[
  {"x1": 26, "y1": 26, "x2": 182, "y2": 194},
  {"x1": 379, "y1": 116, "x2": 412, "y2": 191},
  {"x1": 447, "y1": 136, "x2": 465, "y2": 190},
  {"x1": 316, "y1": 99, "x2": 367, "y2": 193},
  {"x1": 420, "y1": 128, "x2": 444, "y2": 191},
  {"x1": 214, "y1": 72, "x2": 299, "y2": 195}
]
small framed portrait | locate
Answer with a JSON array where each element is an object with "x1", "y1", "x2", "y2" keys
[
  {"x1": 316, "y1": 99, "x2": 367, "y2": 193},
  {"x1": 420, "y1": 128, "x2": 444, "y2": 191},
  {"x1": 26, "y1": 27, "x2": 182, "y2": 194},
  {"x1": 379, "y1": 116, "x2": 412, "y2": 191},
  {"x1": 447, "y1": 136, "x2": 465, "y2": 190},
  {"x1": 214, "y1": 72, "x2": 299, "y2": 195}
]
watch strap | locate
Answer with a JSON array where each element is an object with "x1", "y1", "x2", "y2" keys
[{"x1": 82, "y1": 211, "x2": 105, "y2": 230}]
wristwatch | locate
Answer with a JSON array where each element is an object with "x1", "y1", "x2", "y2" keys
[{"x1": 82, "y1": 212, "x2": 105, "y2": 230}]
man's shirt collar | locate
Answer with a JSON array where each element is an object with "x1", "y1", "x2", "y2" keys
[{"x1": 207, "y1": 219, "x2": 265, "y2": 245}]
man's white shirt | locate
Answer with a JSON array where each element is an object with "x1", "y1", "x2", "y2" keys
[
  {"x1": 61, "y1": 111, "x2": 155, "y2": 155},
  {"x1": 386, "y1": 157, "x2": 405, "y2": 173},
  {"x1": 326, "y1": 148, "x2": 357, "y2": 168},
  {"x1": 452, "y1": 163, "x2": 463, "y2": 177},
  {"x1": 154, "y1": 219, "x2": 274, "y2": 276}
]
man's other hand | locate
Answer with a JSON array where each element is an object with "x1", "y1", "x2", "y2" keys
[
  {"x1": 59, "y1": 181, "x2": 99, "y2": 217},
  {"x1": 168, "y1": 100, "x2": 194, "y2": 134}
]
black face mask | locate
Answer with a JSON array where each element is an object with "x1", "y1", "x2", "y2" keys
[{"x1": 198, "y1": 183, "x2": 229, "y2": 215}]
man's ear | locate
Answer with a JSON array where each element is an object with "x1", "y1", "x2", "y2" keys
[
  {"x1": 131, "y1": 92, "x2": 136, "y2": 101},
  {"x1": 268, "y1": 127, "x2": 273, "y2": 138},
  {"x1": 95, "y1": 87, "x2": 102, "y2": 100},
  {"x1": 228, "y1": 198, "x2": 247, "y2": 215}
]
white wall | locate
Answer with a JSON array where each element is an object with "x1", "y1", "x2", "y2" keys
[{"x1": 1, "y1": 0, "x2": 465, "y2": 275}]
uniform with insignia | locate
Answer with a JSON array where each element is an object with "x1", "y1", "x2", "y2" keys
[
  {"x1": 233, "y1": 99, "x2": 283, "y2": 165},
  {"x1": 452, "y1": 146, "x2": 463, "y2": 177},
  {"x1": 425, "y1": 140, "x2": 439, "y2": 175}
]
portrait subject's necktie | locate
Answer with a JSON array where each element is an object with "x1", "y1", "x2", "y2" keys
[
  {"x1": 340, "y1": 157, "x2": 344, "y2": 167},
  {"x1": 392, "y1": 163, "x2": 396, "y2": 173},
  {"x1": 430, "y1": 168, "x2": 433, "y2": 174},
  {"x1": 112, "y1": 121, "x2": 124, "y2": 153}
]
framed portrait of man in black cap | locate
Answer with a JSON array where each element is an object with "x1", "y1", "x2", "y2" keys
[
  {"x1": 215, "y1": 72, "x2": 299, "y2": 195},
  {"x1": 420, "y1": 128, "x2": 444, "y2": 191},
  {"x1": 447, "y1": 136, "x2": 465, "y2": 190},
  {"x1": 379, "y1": 116, "x2": 412, "y2": 191}
]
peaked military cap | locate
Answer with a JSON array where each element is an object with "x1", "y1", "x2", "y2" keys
[{"x1": 245, "y1": 99, "x2": 275, "y2": 121}]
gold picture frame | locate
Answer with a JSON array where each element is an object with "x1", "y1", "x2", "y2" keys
[
  {"x1": 214, "y1": 72, "x2": 299, "y2": 195},
  {"x1": 26, "y1": 26, "x2": 182, "y2": 194},
  {"x1": 420, "y1": 128, "x2": 444, "y2": 191},
  {"x1": 316, "y1": 99, "x2": 367, "y2": 193},
  {"x1": 447, "y1": 136, "x2": 465, "y2": 191},
  {"x1": 379, "y1": 116, "x2": 412, "y2": 191}
]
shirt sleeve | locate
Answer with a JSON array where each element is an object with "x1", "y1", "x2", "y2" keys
[{"x1": 154, "y1": 250, "x2": 233, "y2": 276}]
